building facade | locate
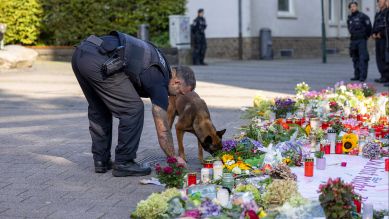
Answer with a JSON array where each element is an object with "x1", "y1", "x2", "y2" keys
[{"x1": 185, "y1": 0, "x2": 377, "y2": 59}]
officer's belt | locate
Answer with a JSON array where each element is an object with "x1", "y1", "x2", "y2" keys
[{"x1": 350, "y1": 35, "x2": 366, "y2": 40}]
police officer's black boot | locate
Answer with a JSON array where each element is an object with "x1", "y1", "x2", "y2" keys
[
  {"x1": 112, "y1": 160, "x2": 151, "y2": 177},
  {"x1": 94, "y1": 159, "x2": 113, "y2": 173}
]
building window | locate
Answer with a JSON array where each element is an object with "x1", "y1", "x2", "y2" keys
[
  {"x1": 277, "y1": 0, "x2": 296, "y2": 18},
  {"x1": 328, "y1": 0, "x2": 335, "y2": 23},
  {"x1": 278, "y1": 0, "x2": 290, "y2": 12}
]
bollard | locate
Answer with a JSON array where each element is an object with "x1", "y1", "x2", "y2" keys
[
  {"x1": 138, "y1": 24, "x2": 149, "y2": 41},
  {"x1": 0, "y1": 23, "x2": 6, "y2": 50}
]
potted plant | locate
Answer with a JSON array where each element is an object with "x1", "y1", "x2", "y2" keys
[
  {"x1": 315, "y1": 151, "x2": 326, "y2": 170},
  {"x1": 318, "y1": 178, "x2": 355, "y2": 219}
]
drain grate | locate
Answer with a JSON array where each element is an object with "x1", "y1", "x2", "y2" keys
[{"x1": 137, "y1": 149, "x2": 203, "y2": 171}]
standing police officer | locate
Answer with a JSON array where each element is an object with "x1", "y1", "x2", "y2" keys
[
  {"x1": 71, "y1": 32, "x2": 186, "y2": 177},
  {"x1": 373, "y1": 0, "x2": 389, "y2": 84},
  {"x1": 192, "y1": 8, "x2": 207, "y2": 65},
  {"x1": 347, "y1": 2, "x2": 372, "y2": 82}
]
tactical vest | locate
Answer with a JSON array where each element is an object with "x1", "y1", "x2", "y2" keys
[
  {"x1": 348, "y1": 12, "x2": 368, "y2": 39},
  {"x1": 110, "y1": 31, "x2": 171, "y2": 88}
]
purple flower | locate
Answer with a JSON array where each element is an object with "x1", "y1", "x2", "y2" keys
[
  {"x1": 251, "y1": 139, "x2": 264, "y2": 150},
  {"x1": 222, "y1": 140, "x2": 237, "y2": 151},
  {"x1": 200, "y1": 199, "x2": 221, "y2": 217}
]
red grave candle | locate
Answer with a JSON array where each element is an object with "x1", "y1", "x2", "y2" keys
[
  {"x1": 354, "y1": 199, "x2": 361, "y2": 213},
  {"x1": 335, "y1": 140, "x2": 343, "y2": 154},
  {"x1": 385, "y1": 159, "x2": 389, "y2": 172},
  {"x1": 304, "y1": 158, "x2": 314, "y2": 177},
  {"x1": 187, "y1": 173, "x2": 197, "y2": 186}
]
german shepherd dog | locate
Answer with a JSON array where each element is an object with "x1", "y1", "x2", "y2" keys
[{"x1": 167, "y1": 92, "x2": 226, "y2": 162}]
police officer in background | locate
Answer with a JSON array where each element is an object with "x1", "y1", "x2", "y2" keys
[
  {"x1": 192, "y1": 8, "x2": 207, "y2": 65},
  {"x1": 383, "y1": 0, "x2": 389, "y2": 87},
  {"x1": 347, "y1": 2, "x2": 372, "y2": 82},
  {"x1": 71, "y1": 32, "x2": 186, "y2": 177},
  {"x1": 373, "y1": 0, "x2": 389, "y2": 84}
]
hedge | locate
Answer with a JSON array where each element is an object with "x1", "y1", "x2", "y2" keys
[
  {"x1": 0, "y1": 0, "x2": 43, "y2": 45},
  {"x1": 0, "y1": 0, "x2": 186, "y2": 46}
]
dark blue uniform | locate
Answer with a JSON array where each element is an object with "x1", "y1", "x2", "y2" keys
[
  {"x1": 72, "y1": 34, "x2": 170, "y2": 166},
  {"x1": 192, "y1": 16, "x2": 207, "y2": 65},
  {"x1": 347, "y1": 11, "x2": 372, "y2": 81},
  {"x1": 373, "y1": 9, "x2": 389, "y2": 81}
]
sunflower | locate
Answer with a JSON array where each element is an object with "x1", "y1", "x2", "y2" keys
[{"x1": 342, "y1": 133, "x2": 358, "y2": 153}]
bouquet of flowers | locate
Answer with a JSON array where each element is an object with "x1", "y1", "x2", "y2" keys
[
  {"x1": 155, "y1": 157, "x2": 187, "y2": 188},
  {"x1": 272, "y1": 98, "x2": 297, "y2": 118}
]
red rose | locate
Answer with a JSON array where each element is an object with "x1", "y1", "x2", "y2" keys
[
  {"x1": 167, "y1": 157, "x2": 178, "y2": 164},
  {"x1": 175, "y1": 171, "x2": 182, "y2": 175},
  {"x1": 163, "y1": 166, "x2": 173, "y2": 174},
  {"x1": 245, "y1": 210, "x2": 259, "y2": 219}
]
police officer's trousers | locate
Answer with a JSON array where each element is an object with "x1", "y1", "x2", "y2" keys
[
  {"x1": 193, "y1": 35, "x2": 207, "y2": 65},
  {"x1": 71, "y1": 42, "x2": 144, "y2": 164},
  {"x1": 350, "y1": 39, "x2": 369, "y2": 80},
  {"x1": 375, "y1": 39, "x2": 389, "y2": 79}
]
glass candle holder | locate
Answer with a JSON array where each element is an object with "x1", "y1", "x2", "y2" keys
[
  {"x1": 213, "y1": 161, "x2": 224, "y2": 180},
  {"x1": 385, "y1": 159, "x2": 389, "y2": 172},
  {"x1": 362, "y1": 203, "x2": 373, "y2": 219},
  {"x1": 222, "y1": 173, "x2": 234, "y2": 190}
]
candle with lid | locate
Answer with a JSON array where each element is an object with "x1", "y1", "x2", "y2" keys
[
  {"x1": 336, "y1": 140, "x2": 343, "y2": 154},
  {"x1": 304, "y1": 158, "x2": 314, "y2": 177}
]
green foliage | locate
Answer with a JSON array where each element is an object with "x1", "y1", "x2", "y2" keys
[
  {"x1": 0, "y1": 0, "x2": 43, "y2": 45},
  {"x1": 0, "y1": 0, "x2": 186, "y2": 46},
  {"x1": 41, "y1": 0, "x2": 186, "y2": 46}
]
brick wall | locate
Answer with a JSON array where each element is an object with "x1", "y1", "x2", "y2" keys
[{"x1": 205, "y1": 37, "x2": 376, "y2": 60}]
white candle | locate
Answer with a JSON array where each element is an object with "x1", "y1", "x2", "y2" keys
[
  {"x1": 327, "y1": 129, "x2": 337, "y2": 154},
  {"x1": 213, "y1": 161, "x2": 224, "y2": 180}
]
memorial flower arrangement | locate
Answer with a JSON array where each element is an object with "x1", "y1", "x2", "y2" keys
[
  {"x1": 155, "y1": 157, "x2": 188, "y2": 188},
  {"x1": 132, "y1": 82, "x2": 389, "y2": 219}
]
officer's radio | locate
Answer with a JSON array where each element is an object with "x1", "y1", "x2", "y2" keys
[{"x1": 101, "y1": 46, "x2": 126, "y2": 77}]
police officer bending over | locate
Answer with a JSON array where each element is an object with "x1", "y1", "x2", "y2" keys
[
  {"x1": 72, "y1": 31, "x2": 187, "y2": 177},
  {"x1": 347, "y1": 2, "x2": 372, "y2": 82}
]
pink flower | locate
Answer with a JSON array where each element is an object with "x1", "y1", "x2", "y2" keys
[
  {"x1": 184, "y1": 209, "x2": 200, "y2": 218},
  {"x1": 163, "y1": 166, "x2": 173, "y2": 174},
  {"x1": 167, "y1": 157, "x2": 178, "y2": 164},
  {"x1": 177, "y1": 163, "x2": 185, "y2": 168},
  {"x1": 155, "y1": 164, "x2": 162, "y2": 173},
  {"x1": 245, "y1": 210, "x2": 259, "y2": 219}
]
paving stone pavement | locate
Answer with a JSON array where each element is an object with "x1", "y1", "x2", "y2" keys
[{"x1": 0, "y1": 57, "x2": 387, "y2": 218}]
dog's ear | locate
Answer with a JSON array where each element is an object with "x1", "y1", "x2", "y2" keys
[
  {"x1": 216, "y1": 129, "x2": 226, "y2": 138},
  {"x1": 204, "y1": 136, "x2": 213, "y2": 145}
]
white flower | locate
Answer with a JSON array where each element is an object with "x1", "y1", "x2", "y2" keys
[{"x1": 232, "y1": 167, "x2": 242, "y2": 175}]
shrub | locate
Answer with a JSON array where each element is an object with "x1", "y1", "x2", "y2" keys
[
  {"x1": 0, "y1": 0, "x2": 44, "y2": 45},
  {"x1": 41, "y1": 0, "x2": 186, "y2": 46}
]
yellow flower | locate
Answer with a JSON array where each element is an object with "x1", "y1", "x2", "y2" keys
[
  {"x1": 222, "y1": 154, "x2": 234, "y2": 163},
  {"x1": 258, "y1": 210, "x2": 267, "y2": 218},
  {"x1": 305, "y1": 125, "x2": 311, "y2": 136},
  {"x1": 283, "y1": 158, "x2": 291, "y2": 164}
]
